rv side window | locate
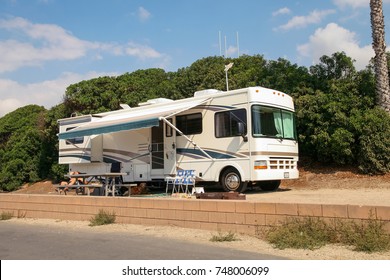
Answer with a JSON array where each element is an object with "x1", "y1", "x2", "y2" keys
[
  {"x1": 176, "y1": 113, "x2": 202, "y2": 135},
  {"x1": 215, "y1": 109, "x2": 247, "y2": 138},
  {"x1": 65, "y1": 127, "x2": 84, "y2": 145}
]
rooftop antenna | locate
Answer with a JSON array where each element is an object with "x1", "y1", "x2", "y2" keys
[{"x1": 224, "y1": 62, "x2": 234, "y2": 91}]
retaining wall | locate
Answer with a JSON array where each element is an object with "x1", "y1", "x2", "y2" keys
[{"x1": 1, "y1": 194, "x2": 390, "y2": 234}]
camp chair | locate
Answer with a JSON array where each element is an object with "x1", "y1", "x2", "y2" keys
[
  {"x1": 181, "y1": 170, "x2": 196, "y2": 195},
  {"x1": 165, "y1": 169, "x2": 185, "y2": 194}
]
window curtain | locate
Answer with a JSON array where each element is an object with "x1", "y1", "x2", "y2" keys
[
  {"x1": 282, "y1": 111, "x2": 294, "y2": 139},
  {"x1": 252, "y1": 107, "x2": 261, "y2": 135},
  {"x1": 273, "y1": 110, "x2": 283, "y2": 137}
]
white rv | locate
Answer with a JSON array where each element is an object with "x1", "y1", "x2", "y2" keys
[{"x1": 58, "y1": 86, "x2": 299, "y2": 192}]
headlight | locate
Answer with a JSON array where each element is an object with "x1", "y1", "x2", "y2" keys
[{"x1": 254, "y1": 160, "x2": 267, "y2": 170}]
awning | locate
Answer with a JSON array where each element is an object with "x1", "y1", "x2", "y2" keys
[{"x1": 58, "y1": 98, "x2": 209, "y2": 140}]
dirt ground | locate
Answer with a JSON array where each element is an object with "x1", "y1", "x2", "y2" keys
[
  {"x1": 8, "y1": 166, "x2": 390, "y2": 260},
  {"x1": 13, "y1": 166, "x2": 390, "y2": 206}
]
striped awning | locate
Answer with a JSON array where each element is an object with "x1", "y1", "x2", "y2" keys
[{"x1": 58, "y1": 98, "x2": 208, "y2": 140}]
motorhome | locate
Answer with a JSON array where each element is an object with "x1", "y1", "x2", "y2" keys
[{"x1": 58, "y1": 86, "x2": 299, "y2": 193}]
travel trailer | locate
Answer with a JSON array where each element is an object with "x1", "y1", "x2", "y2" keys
[{"x1": 58, "y1": 86, "x2": 299, "y2": 193}]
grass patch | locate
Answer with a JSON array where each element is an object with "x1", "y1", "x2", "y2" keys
[
  {"x1": 210, "y1": 231, "x2": 240, "y2": 242},
  {"x1": 89, "y1": 209, "x2": 116, "y2": 227},
  {"x1": 264, "y1": 216, "x2": 390, "y2": 253},
  {"x1": 0, "y1": 211, "x2": 13, "y2": 220}
]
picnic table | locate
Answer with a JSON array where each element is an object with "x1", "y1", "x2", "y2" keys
[{"x1": 57, "y1": 172, "x2": 136, "y2": 197}]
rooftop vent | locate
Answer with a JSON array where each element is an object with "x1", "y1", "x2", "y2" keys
[
  {"x1": 138, "y1": 98, "x2": 174, "y2": 106},
  {"x1": 194, "y1": 89, "x2": 222, "y2": 97}
]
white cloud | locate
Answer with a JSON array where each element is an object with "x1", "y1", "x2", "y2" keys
[
  {"x1": 0, "y1": 17, "x2": 164, "y2": 73},
  {"x1": 333, "y1": 0, "x2": 369, "y2": 9},
  {"x1": 334, "y1": 0, "x2": 390, "y2": 9},
  {"x1": 138, "y1": 7, "x2": 151, "y2": 22},
  {"x1": 125, "y1": 42, "x2": 162, "y2": 59},
  {"x1": 0, "y1": 17, "x2": 92, "y2": 72},
  {"x1": 0, "y1": 98, "x2": 23, "y2": 117},
  {"x1": 0, "y1": 71, "x2": 119, "y2": 117},
  {"x1": 276, "y1": 9, "x2": 336, "y2": 31},
  {"x1": 226, "y1": 46, "x2": 239, "y2": 57},
  {"x1": 297, "y1": 23, "x2": 374, "y2": 70},
  {"x1": 272, "y1": 7, "x2": 291, "y2": 17}
]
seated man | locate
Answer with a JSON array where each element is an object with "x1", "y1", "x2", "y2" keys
[{"x1": 59, "y1": 171, "x2": 83, "y2": 195}]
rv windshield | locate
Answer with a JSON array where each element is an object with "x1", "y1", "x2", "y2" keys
[{"x1": 251, "y1": 105, "x2": 297, "y2": 140}]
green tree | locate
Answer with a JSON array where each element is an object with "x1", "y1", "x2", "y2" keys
[{"x1": 0, "y1": 105, "x2": 47, "y2": 191}]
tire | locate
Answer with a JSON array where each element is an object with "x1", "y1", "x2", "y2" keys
[
  {"x1": 220, "y1": 168, "x2": 247, "y2": 193},
  {"x1": 258, "y1": 180, "x2": 281, "y2": 191}
]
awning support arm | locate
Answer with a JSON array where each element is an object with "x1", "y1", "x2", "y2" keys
[{"x1": 160, "y1": 117, "x2": 214, "y2": 160}]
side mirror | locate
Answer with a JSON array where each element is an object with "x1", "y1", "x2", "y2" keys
[{"x1": 237, "y1": 122, "x2": 248, "y2": 142}]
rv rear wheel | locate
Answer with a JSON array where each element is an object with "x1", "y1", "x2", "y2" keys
[
  {"x1": 258, "y1": 180, "x2": 281, "y2": 191},
  {"x1": 221, "y1": 168, "x2": 247, "y2": 193}
]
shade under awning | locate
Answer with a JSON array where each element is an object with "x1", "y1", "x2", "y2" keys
[{"x1": 58, "y1": 97, "x2": 209, "y2": 140}]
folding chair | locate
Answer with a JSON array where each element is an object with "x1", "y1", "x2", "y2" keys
[
  {"x1": 182, "y1": 170, "x2": 196, "y2": 195},
  {"x1": 165, "y1": 170, "x2": 185, "y2": 194}
]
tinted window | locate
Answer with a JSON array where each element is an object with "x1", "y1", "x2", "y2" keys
[
  {"x1": 65, "y1": 127, "x2": 84, "y2": 145},
  {"x1": 215, "y1": 109, "x2": 247, "y2": 138},
  {"x1": 176, "y1": 113, "x2": 202, "y2": 135}
]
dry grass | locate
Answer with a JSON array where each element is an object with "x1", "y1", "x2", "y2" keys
[
  {"x1": 89, "y1": 209, "x2": 116, "y2": 227},
  {"x1": 265, "y1": 216, "x2": 390, "y2": 253}
]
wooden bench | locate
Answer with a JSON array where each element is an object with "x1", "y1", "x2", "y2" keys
[
  {"x1": 54, "y1": 184, "x2": 103, "y2": 196},
  {"x1": 111, "y1": 184, "x2": 137, "y2": 197}
]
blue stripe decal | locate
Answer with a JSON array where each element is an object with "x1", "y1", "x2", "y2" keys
[
  {"x1": 59, "y1": 118, "x2": 159, "y2": 139},
  {"x1": 177, "y1": 148, "x2": 234, "y2": 159},
  {"x1": 59, "y1": 155, "x2": 91, "y2": 161}
]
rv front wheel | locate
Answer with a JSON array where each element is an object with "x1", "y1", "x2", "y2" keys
[{"x1": 221, "y1": 168, "x2": 247, "y2": 193}]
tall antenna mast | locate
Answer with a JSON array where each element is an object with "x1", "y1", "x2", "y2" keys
[
  {"x1": 224, "y1": 35, "x2": 227, "y2": 57},
  {"x1": 236, "y1": 31, "x2": 240, "y2": 58},
  {"x1": 219, "y1": 31, "x2": 222, "y2": 56}
]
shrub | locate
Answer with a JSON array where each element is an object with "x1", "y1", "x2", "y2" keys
[
  {"x1": 264, "y1": 215, "x2": 390, "y2": 253},
  {"x1": 352, "y1": 108, "x2": 390, "y2": 174},
  {"x1": 0, "y1": 211, "x2": 13, "y2": 220},
  {"x1": 210, "y1": 231, "x2": 240, "y2": 242},
  {"x1": 89, "y1": 209, "x2": 116, "y2": 226},
  {"x1": 266, "y1": 217, "x2": 336, "y2": 250},
  {"x1": 337, "y1": 217, "x2": 390, "y2": 253}
]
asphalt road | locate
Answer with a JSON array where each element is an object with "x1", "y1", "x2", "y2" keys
[{"x1": 0, "y1": 222, "x2": 286, "y2": 260}]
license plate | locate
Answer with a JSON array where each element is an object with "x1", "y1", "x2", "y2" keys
[{"x1": 284, "y1": 172, "x2": 290, "y2": 178}]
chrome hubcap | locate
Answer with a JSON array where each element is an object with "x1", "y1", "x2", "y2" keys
[{"x1": 225, "y1": 173, "x2": 240, "y2": 190}]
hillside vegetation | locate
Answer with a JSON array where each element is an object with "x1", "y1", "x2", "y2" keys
[{"x1": 1, "y1": 52, "x2": 390, "y2": 191}]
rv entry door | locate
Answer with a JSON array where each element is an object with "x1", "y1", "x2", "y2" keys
[
  {"x1": 151, "y1": 122, "x2": 164, "y2": 175},
  {"x1": 163, "y1": 118, "x2": 176, "y2": 175}
]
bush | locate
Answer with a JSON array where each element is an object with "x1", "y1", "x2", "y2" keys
[
  {"x1": 265, "y1": 216, "x2": 390, "y2": 253},
  {"x1": 210, "y1": 231, "x2": 240, "y2": 242},
  {"x1": 266, "y1": 217, "x2": 336, "y2": 250},
  {"x1": 337, "y1": 216, "x2": 390, "y2": 253},
  {"x1": 352, "y1": 108, "x2": 390, "y2": 174},
  {"x1": 89, "y1": 209, "x2": 116, "y2": 226},
  {"x1": 0, "y1": 211, "x2": 13, "y2": 220}
]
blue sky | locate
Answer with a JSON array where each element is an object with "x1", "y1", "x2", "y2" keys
[{"x1": 0, "y1": 0, "x2": 389, "y2": 116}]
